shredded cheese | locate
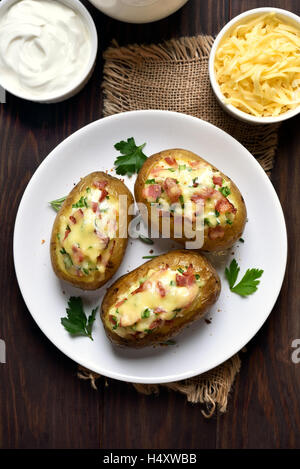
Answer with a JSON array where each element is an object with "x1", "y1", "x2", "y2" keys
[{"x1": 215, "y1": 13, "x2": 300, "y2": 117}]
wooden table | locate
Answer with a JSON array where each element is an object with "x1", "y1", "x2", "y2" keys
[{"x1": 1, "y1": 0, "x2": 299, "y2": 449}]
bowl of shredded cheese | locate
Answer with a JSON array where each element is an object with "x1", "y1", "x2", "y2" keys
[{"x1": 209, "y1": 8, "x2": 300, "y2": 124}]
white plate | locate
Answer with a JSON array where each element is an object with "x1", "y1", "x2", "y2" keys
[{"x1": 13, "y1": 110, "x2": 287, "y2": 384}]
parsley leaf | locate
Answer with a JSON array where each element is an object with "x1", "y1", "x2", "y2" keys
[
  {"x1": 49, "y1": 196, "x2": 66, "y2": 212},
  {"x1": 61, "y1": 297, "x2": 98, "y2": 340},
  {"x1": 114, "y1": 137, "x2": 147, "y2": 177},
  {"x1": 225, "y1": 259, "x2": 263, "y2": 296},
  {"x1": 231, "y1": 269, "x2": 264, "y2": 296},
  {"x1": 225, "y1": 259, "x2": 240, "y2": 289}
]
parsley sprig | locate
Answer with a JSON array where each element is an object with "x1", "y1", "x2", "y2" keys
[
  {"x1": 61, "y1": 297, "x2": 98, "y2": 340},
  {"x1": 49, "y1": 196, "x2": 66, "y2": 212},
  {"x1": 114, "y1": 137, "x2": 147, "y2": 177},
  {"x1": 225, "y1": 259, "x2": 264, "y2": 296}
]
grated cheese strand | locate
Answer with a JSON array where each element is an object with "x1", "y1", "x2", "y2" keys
[{"x1": 215, "y1": 13, "x2": 300, "y2": 117}]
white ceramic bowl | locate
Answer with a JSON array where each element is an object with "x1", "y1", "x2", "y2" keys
[
  {"x1": 88, "y1": 0, "x2": 189, "y2": 24},
  {"x1": 0, "y1": 0, "x2": 98, "y2": 103},
  {"x1": 209, "y1": 7, "x2": 300, "y2": 125}
]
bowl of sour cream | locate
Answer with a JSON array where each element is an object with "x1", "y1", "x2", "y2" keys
[{"x1": 0, "y1": 0, "x2": 98, "y2": 103}]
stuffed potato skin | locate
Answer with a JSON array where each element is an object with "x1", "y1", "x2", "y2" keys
[
  {"x1": 101, "y1": 250, "x2": 221, "y2": 347},
  {"x1": 134, "y1": 149, "x2": 247, "y2": 251},
  {"x1": 50, "y1": 172, "x2": 133, "y2": 290}
]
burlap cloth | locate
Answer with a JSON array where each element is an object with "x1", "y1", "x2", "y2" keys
[{"x1": 77, "y1": 35, "x2": 279, "y2": 417}]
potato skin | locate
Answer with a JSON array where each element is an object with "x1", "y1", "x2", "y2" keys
[
  {"x1": 134, "y1": 149, "x2": 247, "y2": 251},
  {"x1": 50, "y1": 171, "x2": 133, "y2": 290},
  {"x1": 101, "y1": 250, "x2": 221, "y2": 347}
]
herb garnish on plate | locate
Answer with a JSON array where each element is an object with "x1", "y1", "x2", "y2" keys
[
  {"x1": 61, "y1": 297, "x2": 98, "y2": 340},
  {"x1": 225, "y1": 259, "x2": 263, "y2": 297}
]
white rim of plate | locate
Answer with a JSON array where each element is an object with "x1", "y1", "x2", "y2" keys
[{"x1": 13, "y1": 110, "x2": 288, "y2": 383}]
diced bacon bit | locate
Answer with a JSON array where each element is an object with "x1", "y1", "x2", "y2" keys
[
  {"x1": 190, "y1": 160, "x2": 201, "y2": 168},
  {"x1": 213, "y1": 175, "x2": 223, "y2": 186},
  {"x1": 157, "y1": 281, "x2": 166, "y2": 297},
  {"x1": 72, "y1": 245, "x2": 84, "y2": 263},
  {"x1": 164, "y1": 156, "x2": 177, "y2": 167},
  {"x1": 149, "y1": 319, "x2": 162, "y2": 330},
  {"x1": 109, "y1": 315, "x2": 117, "y2": 325},
  {"x1": 76, "y1": 269, "x2": 83, "y2": 277},
  {"x1": 115, "y1": 298, "x2": 127, "y2": 308},
  {"x1": 70, "y1": 209, "x2": 84, "y2": 223},
  {"x1": 101, "y1": 237, "x2": 110, "y2": 249},
  {"x1": 191, "y1": 187, "x2": 215, "y2": 202},
  {"x1": 215, "y1": 197, "x2": 237, "y2": 214},
  {"x1": 63, "y1": 227, "x2": 71, "y2": 241},
  {"x1": 93, "y1": 180, "x2": 108, "y2": 190},
  {"x1": 99, "y1": 189, "x2": 108, "y2": 203},
  {"x1": 142, "y1": 184, "x2": 162, "y2": 202},
  {"x1": 154, "y1": 307, "x2": 166, "y2": 315},
  {"x1": 91, "y1": 201, "x2": 98, "y2": 213},
  {"x1": 94, "y1": 230, "x2": 110, "y2": 248},
  {"x1": 97, "y1": 240, "x2": 115, "y2": 269},
  {"x1": 208, "y1": 225, "x2": 225, "y2": 240},
  {"x1": 193, "y1": 181, "x2": 199, "y2": 187},
  {"x1": 150, "y1": 165, "x2": 166, "y2": 177},
  {"x1": 163, "y1": 178, "x2": 182, "y2": 203},
  {"x1": 131, "y1": 280, "x2": 150, "y2": 295},
  {"x1": 176, "y1": 265, "x2": 196, "y2": 287}
]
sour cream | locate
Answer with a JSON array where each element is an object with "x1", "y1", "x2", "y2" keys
[{"x1": 0, "y1": 0, "x2": 92, "y2": 100}]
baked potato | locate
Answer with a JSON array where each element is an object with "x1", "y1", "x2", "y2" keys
[
  {"x1": 101, "y1": 250, "x2": 221, "y2": 347},
  {"x1": 134, "y1": 149, "x2": 247, "y2": 251},
  {"x1": 50, "y1": 171, "x2": 133, "y2": 290}
]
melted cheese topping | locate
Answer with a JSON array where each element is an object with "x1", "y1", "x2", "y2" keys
[
  {"x1": 215, "y1": 13, "x2": 300, "y2": 117},
  {"x1": 146, "y1": 158, "x2": 236, "y2": 230},
  {"x1": 108, "y1": 267, "x2": 204, "y2": 338},
  {"x1": 56, "y1": 184, "x2": 118, "y2": 279}
]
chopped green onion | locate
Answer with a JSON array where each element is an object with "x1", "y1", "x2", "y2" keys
[
  {"x1": 49, "y1": 196, "x2": 66, "y2": 212},
  {"x1": 141, "y1": 308, "x2": 151, "y2": 319},
  {"x1": 219, "y1": 186, "x2": 231, "y2": 197},
  {"x1": 139, "y1": 235, "x2": 154, "y2": 245}
]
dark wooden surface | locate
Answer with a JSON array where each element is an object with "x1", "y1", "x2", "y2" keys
[{"x1": 0, "y1": 0, "x2": 299, "y2": 449}]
